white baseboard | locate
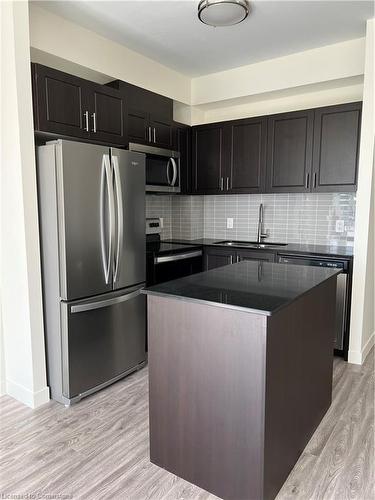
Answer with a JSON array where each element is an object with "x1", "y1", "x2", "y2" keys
[
  {"x1": 348, "y1": 330, "x2": 375, "y2": 365},
  {"x1": 6, "y1": 379, "x2": 50, "y2": 408}
]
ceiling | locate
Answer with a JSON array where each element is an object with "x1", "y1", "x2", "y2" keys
[{"x1": 35, "y1": 0, "x2": 374, "y2": 77}]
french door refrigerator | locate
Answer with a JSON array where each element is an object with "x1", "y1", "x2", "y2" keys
[{"x1": 37, "y1": 139, "x2": 146, "y2": 405}]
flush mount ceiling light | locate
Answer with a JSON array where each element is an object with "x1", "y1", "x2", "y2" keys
[{"x1": 198, "y1": 0, "x2": 250, "y2": 27}]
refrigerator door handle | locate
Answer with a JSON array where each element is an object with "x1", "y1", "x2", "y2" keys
[
  {"x1": 71, "y1": 287, "x2": 144, "y2": 313},
  {"x1": 112, "y1": 155, "x2": 124, "y2": 284},
  {"x1": 100, "y1": 154, "x2": 115, "y2": 284}
]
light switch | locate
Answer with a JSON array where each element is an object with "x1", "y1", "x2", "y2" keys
[{"x1": 227, "y1": 218, "x2": 234, "y2": 229}]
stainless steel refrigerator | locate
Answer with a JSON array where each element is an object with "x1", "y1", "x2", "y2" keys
[{"x1": 37, "y1": 139, "x2": 146, "y2": 405}]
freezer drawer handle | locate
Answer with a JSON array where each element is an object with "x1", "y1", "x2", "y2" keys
[
  {"x1": 155, "y1": 250, "x2": 203, "y2": 264},
  {"x1": 71, "y1": 287, "x2": 144, "y2": 314}
]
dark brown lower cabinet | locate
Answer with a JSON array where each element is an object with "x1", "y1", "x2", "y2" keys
[
  {"x1": 203, "y1": 247, "x2": 234, "y2": 270},
  {"x1": 236, "y1": 249, "x2": 275, "y2": 263},
  {"x1": 204, "y1": 247, "x2": 275, "y2": 270}
]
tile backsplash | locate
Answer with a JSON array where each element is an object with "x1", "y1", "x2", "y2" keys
[{"x1": 147, "y1": 193, "x2": 356, "y2": 247}]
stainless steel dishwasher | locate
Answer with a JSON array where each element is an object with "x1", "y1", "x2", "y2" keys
[{"x1": 277, "y1": 254, "x2": 350, "y2": 352}]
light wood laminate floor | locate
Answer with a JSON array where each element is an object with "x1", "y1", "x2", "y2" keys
[{"x1": 0, "y1": 349, "x2": 373, "y2": 500}]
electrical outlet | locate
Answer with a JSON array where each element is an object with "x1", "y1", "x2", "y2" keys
[
  {"x1": 160, "y1": 217, "x2": 164, "y2": 228},
  {"x1": 227, "y1": 218, "x2": 234, "y2": 229},
  {"x1": 335, "y1": 220, "x2": 345, "y2": 233}
]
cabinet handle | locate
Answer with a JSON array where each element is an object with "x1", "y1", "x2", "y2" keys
[
  {"x1": 226, "y1": 177, "x2": 230, "y2": 190},
  {"x1": 313, "y1": 173, "x2": 317, "y2": 188},
  {"x1": 237, "y1": 255, "x2": 240, "y2": 263},
  {"x1": 148, "y1": 126, "x2": 152, "y2": 142},
  {"x1": 91, "y1": 112, "x2": 97, "y2": 133},
  {"x1": 220, "y1": 177, "x2": 224, "y2": 191},
  {"x1": 83, "y1": 111, "x2": 89, "y2": 132},
  {"x1": 305, "y1": 173, "x2": 310, "y2": 189},
  {"x1": 153, "y1": 127, "x2": 156, "y2": 143}
]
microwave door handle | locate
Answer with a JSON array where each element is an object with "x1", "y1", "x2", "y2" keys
[
  {"x1": 166, "y1": 158, "x2": 172, "y2": 186},
  {"x1": 170, "y1": 158, "x2": 178, "y2": 187}
]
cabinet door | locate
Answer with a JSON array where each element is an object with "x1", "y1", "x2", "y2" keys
[
  {"x1": 312, "y1": 103, "x2": 361, "y2": 192},
  {"x1": 204, "y1": 248, "x2": 234, "y2": 271},
  {"x1": 228, "y1": 117, "x2": 267, "y2": 193},
  {"x1": 127, "y1": 109, "x2": 149, "y2": 144},
  {"x1": 266, "y1": 110, "x2": 314, "y2": 193},
  {"x1": 192, "y1": 125, "x2": 225, "y2": 194},
  {"x1": 89, "y1": 84, "x2": 126, "y2": 145},
  {"x1": 150, "y1": 119, "x2": 173, "y2": 149},
  {"x1": 32, "y1": 64, "x2": 90, "y2": 139},
  {"x1": 236, "y1": 250, "x2": 275, "y2": 262},
  {"x1": 174, "y1": 124, "x2": 191, "y2": 194}
]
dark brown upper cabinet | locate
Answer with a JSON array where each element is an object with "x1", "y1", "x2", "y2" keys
[
  {"x1": 32, "y1": 64, "x2": 90, "y2": 140},
  {"x1": 192, "y1": 124, "x2": 226, "y2": 194},
  {"x1": 312, "y1": 102, "x2": 361, "y2": 192},
  {"x1": 108, "y1": 81, "x2": 173, "y2": 149},
  {"x1": 173, "y1": 123, "x2": 192, "y2": 194},
  {"x1": 89, "y1": 83, "x2": 126, "y2": 145},
  {"x1": 227, "y1": 117, "x2": 267, "y2": 194},
  {"x1": 32, "y1": 64, "x2": 126, "y2": 145},
  {"x1": 266, "y1": 110, "x2": 314, "y2": 193}
]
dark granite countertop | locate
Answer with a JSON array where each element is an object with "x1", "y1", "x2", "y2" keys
[
  {"x1": 143, "y1": 261, "x2": 341, "y2": 316},
  {"x1": 163, "y1": 238, "x2": 353, "y2": 258}
]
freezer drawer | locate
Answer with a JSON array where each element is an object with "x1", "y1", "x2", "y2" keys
[{"x1": 61, "y1": 284, "x2": 146, "y2": 400}]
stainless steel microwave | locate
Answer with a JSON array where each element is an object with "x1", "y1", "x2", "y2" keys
[{"x1": 129, "y1": 143, "x2": 181, "y2": 193}]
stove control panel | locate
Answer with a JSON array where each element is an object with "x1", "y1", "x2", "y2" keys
[{"x1": 146, "y1": 218, "x2": 162, "y2": 235}]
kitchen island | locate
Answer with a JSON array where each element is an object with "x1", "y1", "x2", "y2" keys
[{"x1": 143, "y1": 261, "x2": 340, "y2": 500}]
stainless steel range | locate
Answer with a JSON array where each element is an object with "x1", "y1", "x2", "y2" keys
[{"x1": 146, "y1": 218, "x2": 203, "y2": 286}]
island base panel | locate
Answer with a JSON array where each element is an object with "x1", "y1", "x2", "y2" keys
[
  {"x1": 264, "y1": 277, "x2": 336, "y2": 500},
  {"x1": 147, "y1": 277, "x2": 336, "y2": 500},
  {"x1": 148, "y1": 297, "x2": 267, "y2": 500}
]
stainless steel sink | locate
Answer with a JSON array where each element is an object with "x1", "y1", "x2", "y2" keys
[{"x1": 213, "y1": 240, "x2": 288, "y2": 249}]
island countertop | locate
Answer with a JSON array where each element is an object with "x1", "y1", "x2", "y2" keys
[{"x1": 142, "y1": 260, "x2": 340, "y2": 316}]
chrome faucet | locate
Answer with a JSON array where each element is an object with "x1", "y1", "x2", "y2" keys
[{"x1": 257, "y1": 204, "x2": 268, "y2": 244}]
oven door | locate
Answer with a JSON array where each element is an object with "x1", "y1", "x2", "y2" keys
[
  {"x1": 146, "y1": 155, "x2": 180, "y2": 193},
  {"x1": 152, "y1": 250, "x2": 203, "y2": 285}
]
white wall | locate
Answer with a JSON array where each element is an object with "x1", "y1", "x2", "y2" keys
[
  {"x1": 191, "y1": 78, "x2": 363, "y2": 125},
  {"x1": 191, "y1": 38, "x2": 365, "y2": 105},
  {"x1": 28, "y1": 3, "x2": 191, "y2": 105},
  {"x1": 0, "y1": 0, "x2": 49, "y2": 407},
  {"x1": 348, "y1": 18, "x2": 375, "y2": 364}
]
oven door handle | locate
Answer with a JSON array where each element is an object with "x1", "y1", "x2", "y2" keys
[{"x1": 154, "y1": 250, "x2": 202, "y2": 264}]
